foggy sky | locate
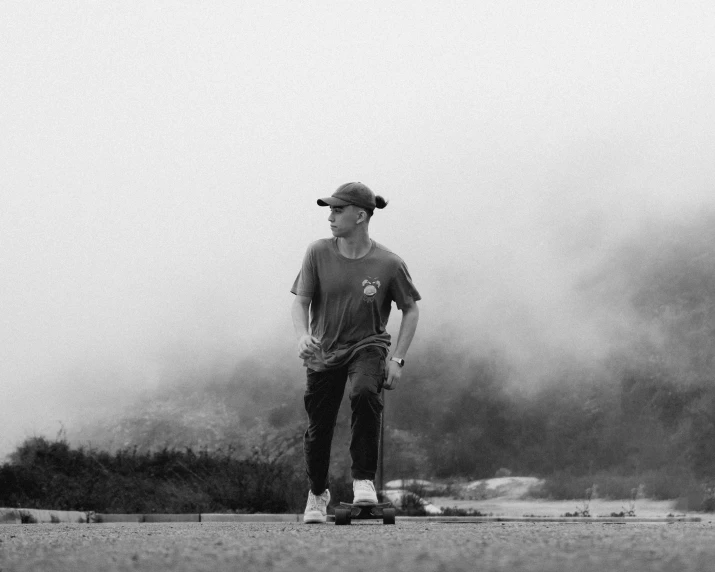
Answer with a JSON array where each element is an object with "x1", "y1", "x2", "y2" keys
[{"x1": 3, "y1": 1, "x2": 715, "y2": 458}]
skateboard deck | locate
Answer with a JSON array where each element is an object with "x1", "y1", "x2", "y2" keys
[{"x1": 333, "y1": 502, "x2": 396, "y2": 525}]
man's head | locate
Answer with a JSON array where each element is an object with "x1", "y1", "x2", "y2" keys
[{"x1": 317, "y1": 182, "x2": 388, "y2": 219}]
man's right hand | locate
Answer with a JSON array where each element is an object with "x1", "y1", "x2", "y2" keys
[{"x1": 298, "y1": 334, "x2": 321, "y2": 359}]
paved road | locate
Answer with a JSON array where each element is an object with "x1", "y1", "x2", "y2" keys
[{"x1": 2, "y1": 520, "x2": 714, "y2": 571}]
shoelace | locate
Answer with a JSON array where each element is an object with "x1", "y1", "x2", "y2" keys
[
  {"x1": 307, "y1": 495, "x2": 320, "y2": 511},
  {"x1": 308, "y1": 492, "x2": 327, "y2": 512}
]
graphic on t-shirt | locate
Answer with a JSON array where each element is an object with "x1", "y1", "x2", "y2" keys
[{"x1": 362, "y1": 277, "x2": 381, "y2": 303}]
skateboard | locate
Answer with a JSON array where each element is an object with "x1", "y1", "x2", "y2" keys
[{"x1": 334, "y1": 502, "x2": 396, "y2": 525}]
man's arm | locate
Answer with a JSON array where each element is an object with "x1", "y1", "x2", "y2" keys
[
  {"x1": 383, "y1": 299, "x2": 419, "y2": 390},
  {"x1": 291, "y1": 294, "x2": 321, "y2": 359}
]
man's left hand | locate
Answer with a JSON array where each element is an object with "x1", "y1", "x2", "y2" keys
[{"x1": 383, "y1": 360, "x2": 403, "y2": 391}]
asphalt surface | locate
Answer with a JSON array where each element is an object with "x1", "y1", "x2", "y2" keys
[{"x1": 2, "y1": 520, "x2": 714, "y2": 572}]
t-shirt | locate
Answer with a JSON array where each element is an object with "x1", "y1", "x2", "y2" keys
[{"x1": 291, "y1": 238, "x2": 421, "y2": 371}]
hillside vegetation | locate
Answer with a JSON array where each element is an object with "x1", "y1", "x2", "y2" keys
[{"x1": 0, "y1": 437, "x2": 355, "y2": 513}]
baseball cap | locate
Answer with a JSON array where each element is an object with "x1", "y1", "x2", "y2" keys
[{"x1": 317, "y1": 182, "x2": 376, "y2": 211}]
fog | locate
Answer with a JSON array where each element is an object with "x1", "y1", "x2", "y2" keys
[{"x1": 2, "y1": 1, "x2": 715, "y2": 458}]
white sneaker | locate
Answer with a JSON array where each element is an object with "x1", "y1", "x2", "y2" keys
[
  {"x1": 353, "y1": 479, "x2": 378, "y2": 504},
  {"x1": 303, "y1": 489, "x2": 330, "y2": 524}
]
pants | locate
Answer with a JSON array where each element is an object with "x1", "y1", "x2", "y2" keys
[{"x1": 303, "y1": 346, "x2": 386, "y2": 495}]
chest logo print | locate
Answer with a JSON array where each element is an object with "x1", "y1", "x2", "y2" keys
[{"x1": 362, "y1": 277, "x2": 381, "y2": 302}]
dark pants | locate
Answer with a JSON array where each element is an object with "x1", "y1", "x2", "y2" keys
[{"x1": 303, "y1": 346, "x2": 386, "y2": 495}]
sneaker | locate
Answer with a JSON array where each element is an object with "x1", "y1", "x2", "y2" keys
[
  {"x1": 303, "y1": 489, "x2": 330, "y2": 524},
  {"x1": 353, "y1": 479, "x2": 378, "y2": 504}
]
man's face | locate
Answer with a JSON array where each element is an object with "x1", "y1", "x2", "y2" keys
[{"x1": 327, "y1": 204, "x2": 362, "y2": 237}]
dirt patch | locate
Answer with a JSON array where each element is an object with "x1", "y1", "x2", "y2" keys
[
  {"x1": 464, "y1": 476, "x2": 544, "y2": 499},
  {"x1": 428, "y1": 496, "x2": 682, "y2": 518},
  {"x1": 422, "y1": 477, "x2": 687, "y2": 517}
]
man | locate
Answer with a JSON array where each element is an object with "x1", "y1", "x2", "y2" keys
[{"x1": 291, "y1": 182, "x2": 421, "y2": 524}]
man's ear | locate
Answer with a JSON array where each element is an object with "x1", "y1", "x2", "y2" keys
[{"x1": 356, "y1": 209, "x2": 368, "y2": 224}]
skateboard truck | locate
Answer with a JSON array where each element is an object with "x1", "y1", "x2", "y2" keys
[{"x1": 334, "y1": 502, "x2": 396, "y2": 525}]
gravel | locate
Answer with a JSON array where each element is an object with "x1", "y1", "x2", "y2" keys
[{"x1": 2, "y1": 520, "x2": 714, "y2": 572}]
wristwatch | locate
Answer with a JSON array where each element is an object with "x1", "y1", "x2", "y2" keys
[{"x1": 390, "y1": 357, "x2": 405, "y2": 367}]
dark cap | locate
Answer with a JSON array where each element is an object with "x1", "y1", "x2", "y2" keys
[{"x1": 317, "y1": 182, "x2": 376, "y2": 211}]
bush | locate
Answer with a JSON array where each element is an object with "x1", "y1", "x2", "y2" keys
[
  {"x1": 396, "y1": 492, "x2": 427, "y2": 516},
  {"x1": 0, "y1": 437, "x2": 312, "y2": 513},
  {"x1": 440, "y1": 506, "x2": 485, "y2": 517}
]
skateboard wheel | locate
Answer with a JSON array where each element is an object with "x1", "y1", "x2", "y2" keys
[
  {"x1": 335, "y1": 508, "x2": 350, "y2": 525},
  {"x1": 383, "y1": 508, "x2": 396, "y2": 525}
]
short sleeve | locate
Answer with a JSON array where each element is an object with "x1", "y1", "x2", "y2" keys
[
  {"x1": 389, "y1": 260, "x2": 421, "y2": 310},
  {"x1": 290, "y1": 244, "x2": 316, "y2": 297}
]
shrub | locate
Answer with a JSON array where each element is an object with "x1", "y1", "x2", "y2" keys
[
  {"x1": 396, "y1": 492, "x2": 427, "y2": 516},
  {"x1": 0, "y1": 437, "x2": 312, "y2": 513},
  {"x1": 440, "y1": 506, "x2": 485, "y2": 517}
]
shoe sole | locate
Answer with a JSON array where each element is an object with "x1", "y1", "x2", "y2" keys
[
  {"x1": 303, "y1": 512, "x2": 327, "y2": 524},
  {"x1": 353, "y1": 497, "x2": 378, "y2": 504}
]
